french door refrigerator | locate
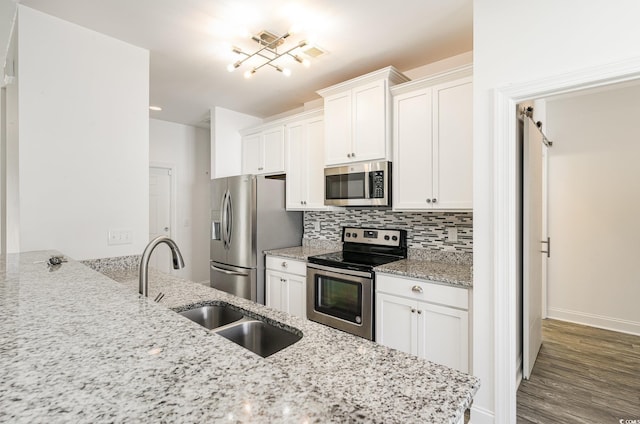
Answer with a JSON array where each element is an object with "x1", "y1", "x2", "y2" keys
[{"x1": 210, "y1": 175, "x2": 302, "y2": 304}]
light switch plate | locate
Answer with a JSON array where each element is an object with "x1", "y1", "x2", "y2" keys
[
  {"x1": 447, "y1": 227, "x2": 458, "y2": 243},
  {"x1": 108, "y1": 229, "x2": 133, "y2": 245}
]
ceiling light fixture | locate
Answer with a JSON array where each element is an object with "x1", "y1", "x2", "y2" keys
[{"x1": 227, "y1": 30, "x2": 311, "y2": 78}]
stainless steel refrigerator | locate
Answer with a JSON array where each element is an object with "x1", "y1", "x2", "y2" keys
[{"x1": 210, "y1": 175, "x2": 302, "y2": 304}]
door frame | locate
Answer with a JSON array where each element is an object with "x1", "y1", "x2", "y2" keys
[
  {"x1": 149, "y1": 162, "x2": 178, "y2": 243},
  {"x1": 492, "y1": 56, "x2": 640, "y2": 423}
]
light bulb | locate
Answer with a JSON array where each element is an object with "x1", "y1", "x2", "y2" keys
[
  {"x1": 302, "y1": 58, "x2": 311, "y2": 68},
  {"x1": 282, "y1": 68, "x2": 292, "y2": 77},
  {"x1": 227, "y1": 64, "x2": 235, "y2": 72},
  {"x1": 244, "y1": 69, "x2": 254, "y2": 79}
]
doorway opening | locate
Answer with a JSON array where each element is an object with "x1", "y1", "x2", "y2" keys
[
  {"x1": 492, "y1": 56, "x2": 640, "y2": 422},
  {"x1": 149, "y1": 165, "x2": 176, "y2": 274},
  {"x1": 516, "y1": 82, "x2": 640, "y2": 421}
]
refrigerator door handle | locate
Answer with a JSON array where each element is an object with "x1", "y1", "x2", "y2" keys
[
  {"x1": 210, "y1": 264, "x2": 249, "y2": 277},
  {"x1": 226, "y1": 191, "x2": 233, "y2": 247},
  {"x1": 221, "y1": 190, "x2": 229, "y2": 249}
]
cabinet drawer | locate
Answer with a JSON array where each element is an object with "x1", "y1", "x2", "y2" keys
[
  {"x1": 376, "y1": 273, "x2": 468, "y2": 310},
  {"x1": 265, "y1": 256, "x2": 306, "y2": 276}
]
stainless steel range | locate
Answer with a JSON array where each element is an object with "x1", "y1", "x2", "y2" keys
[{"x1": 306, "y1": 227, "x2": 407, "y2": 340}]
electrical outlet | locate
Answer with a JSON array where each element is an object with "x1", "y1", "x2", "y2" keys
[
  {"x1": 108, "y1": 229, "x2": 133, "y2": 245},
  {"x1": 313, "y1": 221, "x2": 321, "y2": 231},
  {"x1": 447, "y1": 227, "x2": 458, "y2": 243}
]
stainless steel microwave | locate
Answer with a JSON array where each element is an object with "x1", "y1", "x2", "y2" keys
[{"x1": 324, "y1": 161, "x2": 391, "y2": 207}]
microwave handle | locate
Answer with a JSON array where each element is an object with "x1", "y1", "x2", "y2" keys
[{"x1": 365, "y1": 170, "x2": 371, "y2": 199}]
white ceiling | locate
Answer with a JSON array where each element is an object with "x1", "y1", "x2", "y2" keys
[{"x1": 17, "y1": 0, "x2": 472, "y2": 127}]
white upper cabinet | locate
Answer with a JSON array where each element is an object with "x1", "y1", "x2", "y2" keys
[
  {"x1": 241, "y1": 124, "x2": 285, "y2": 175},
  {"x1": 318, "y1": 67, "x2": 409, "y2": 166},
  {"x1": 392, "y1": 66, "x2": 473, "y2": 210},
  {"x1": 285, "y1": 109, "x2": 327, "y2": 210}
]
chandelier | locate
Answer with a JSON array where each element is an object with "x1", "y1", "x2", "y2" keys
[{"x1": 227, "y1": 30, "x2": 312, "y2": 78}]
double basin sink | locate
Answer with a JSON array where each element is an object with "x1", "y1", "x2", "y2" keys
[{"x1": 177, "y1": 303, "x2": 301, "y2": 358}]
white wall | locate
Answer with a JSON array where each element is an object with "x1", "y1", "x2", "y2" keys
[
  {"x1": 0, "y1": 0, "x2": 16, "y2": 77},
  {"x1": 210, "y1": 106, "x2": 261, "y2": 178},
  {"x1": 474, "y1": 1, "x2": 640, "y2": 422},
  {"x1": 16, "y1": 6, "x2": 149, "y2": 260},
  {"x1": 150, "y1": 118, "x2": 210, "y2": 282},
  {"x1": 545, "y1": 84, "x2": 640, "y2": 335}
]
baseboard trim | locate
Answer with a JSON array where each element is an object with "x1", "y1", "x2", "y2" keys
[
  {"x1": 470, "y1": 405, "x2": 494, "y2": 424},
  {"x1": 547, "y1": 307, "x2": 640, "y2": 336}
]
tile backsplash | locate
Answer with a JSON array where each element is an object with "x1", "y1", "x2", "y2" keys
[{"x1": 304, "y1": 210, "x2": 473, "y2": 253}]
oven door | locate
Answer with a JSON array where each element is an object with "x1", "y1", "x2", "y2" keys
[{"x1": 306, "y1": 263, "x2": 373, "y2": 340}]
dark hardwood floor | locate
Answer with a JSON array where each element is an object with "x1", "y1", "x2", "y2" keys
[{"x1": 517, "y1": 319, "x2": 640, "y2": 423}]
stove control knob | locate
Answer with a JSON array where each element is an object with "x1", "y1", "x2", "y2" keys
[
  {"x1": 392, "y1": 235, "x2": 398, "y2": 241},
  {"x1": 345, "y1": 232, "x2": 351, "y2": 238},
  {"x1": 384, "y1": 235, "x2": 390, "y2": 241},
  {"x1": 352, "y1": 233, "x2": 358, "y2": 238}
]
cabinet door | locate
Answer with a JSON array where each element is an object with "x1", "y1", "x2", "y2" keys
[
  {"x1": 352, "y1": 80, "x2": 387, "y2": 162},
  {"x1": 432, "y1": 78, "x2": 473, "y2": 209},
  {"x1": 393, "y1": 88, "x2": 434, "y2": 210},
  {"x1": 286, "y1": 273, "x2": 307, "y2": 319},
  {"x1": 262, "y1": 126, "x2": 285, "y2": 174},
  {"x1": 242, "y1": 133, "x2": 262, "y2": 174},
  {"x1": 305, "y1": 117, "x2": 326, "y2": 209},
  {"x1": 265, "y1": 269, "x2": 286, "y2": 312},
  {"x1": 376, "y1": 292, "x2": 417, "y2": 356},
  {"x1": 324, "y1": 91, "x2": 352, "y2": 165},
  {"x1": 285, "y1": 122, "x2": 305, "y2": 209},
  {"x1": 417, "y1": 302, "x2": 469, "y2": 373}
]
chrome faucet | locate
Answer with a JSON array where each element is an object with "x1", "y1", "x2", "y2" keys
[{"x1": 139, "y1": 236, "x2": 185, "y2": 297}]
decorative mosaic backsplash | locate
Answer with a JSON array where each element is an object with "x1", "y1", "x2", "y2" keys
[{"x1": 303, "y1": 210, "x2": 473, "y2": 253}]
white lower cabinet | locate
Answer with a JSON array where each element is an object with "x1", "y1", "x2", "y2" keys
[
  {"x1": 376, "y1": 273, "x2": 470, "y2": 373},
  {"x1": 265, "y1": 256, "x2": 307, "y2": 319}
]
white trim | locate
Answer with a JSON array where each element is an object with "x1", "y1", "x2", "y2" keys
[
  {"x1": 470, "y1": 404, "x2": 495, "y2": 424},
  {"x1": 516, "y1": 354, "x2": 523, "y2": 390},
  {"x1": 493, "y1": 55, "x2": 640, "y2": 423},
  {"x1": 548, "y1": 308, "x2": 640, "y2": 337}
]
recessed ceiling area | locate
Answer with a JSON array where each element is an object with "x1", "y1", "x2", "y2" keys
[{"x1": 17, "y1": 0, "x2": 473, "y2": 127}]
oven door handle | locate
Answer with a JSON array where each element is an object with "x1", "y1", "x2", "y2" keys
[{"x1": 306, "y1": 263, "x2": 372, "y2": 279}]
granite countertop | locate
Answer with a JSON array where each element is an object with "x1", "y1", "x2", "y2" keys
[
  {"x1": 263, "y1": 245, "x2": 338, "y2": 261},
  {"x1": 1, "y1": 250, "x2": 479, "y2": 423},
  {"x1": 266, "y1": 246, "x2": 473, "y2": 289},
  {"x1": 374, "y1": 259, "x2": 473, "y2": 289}
]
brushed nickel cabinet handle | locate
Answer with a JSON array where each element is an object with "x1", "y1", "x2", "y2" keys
[{"x1": 411, "y1": 285, "x2": 423, "y2": 294}]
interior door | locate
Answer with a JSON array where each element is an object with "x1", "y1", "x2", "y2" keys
[
  {"x1": 523, "y1": 118, "x2": 545, "y2": 379},
  {"x1": 149, "y1": 167, "x2": 172, "y2": 273}
]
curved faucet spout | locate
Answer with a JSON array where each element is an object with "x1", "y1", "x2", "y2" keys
[{"x1": 139, "y1": 236, "x2": 185, "y2": 297}]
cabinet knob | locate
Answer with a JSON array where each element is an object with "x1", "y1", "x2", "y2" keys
[
  {"x1": 411, "y1": 285, "x2": 424, "y2": 294},
  {"x1": 426, "y1": 199, "x2": 432, "y2": 203},
  {"x1": 417, "y1": 310, "x2": 422, "y2": 314},
  {"x1": 258, "y1": 167, "x2": 264, "y2": 171},
  {"x1": 432, "y1": 198, "x2": 437, "y2": 203},
  {"x1": 301, "y1": 201, "x2": 304, "y2": 205},
  {"x1": 351, "y1": 152, "x2": 355, "y2": 157},
  {"x1": 411, "y1": 308, "x2": 416, "y2": 313},
  {"x1": 280, "y1": 278, "x2": 286, "y2": 283},
  {"x1": 281, "y1": 261, "x2": 288, "y2": 268},
  {"x1": 347, "y1": 153, "x2": 352, "y2": 158}
]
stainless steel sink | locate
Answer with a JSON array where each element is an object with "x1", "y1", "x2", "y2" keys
[
  {"x1": 215, "y1": 319, "x2": 302, "y2": 358},
  {"x1": 179, "y1": 305, "x2": 244, "y2": 330}
]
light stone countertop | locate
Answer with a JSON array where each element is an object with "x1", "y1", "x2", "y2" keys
[
  {"x1": 374, "y1": 259, "x2": 473, "y2": 288},
  {"x1": 1, "y1": 250, "x2": 479, "y2": 423},
  {"x1": 266, "y1": 246, "x2": 473, "y2": 288},
  {"x1": 263, "y1": 245, "x2": 338, "y2": 261}
]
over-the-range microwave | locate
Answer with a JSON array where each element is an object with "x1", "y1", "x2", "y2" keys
[{"x1": 324, "y1": 161, "x2": 391, "y2": 207}]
